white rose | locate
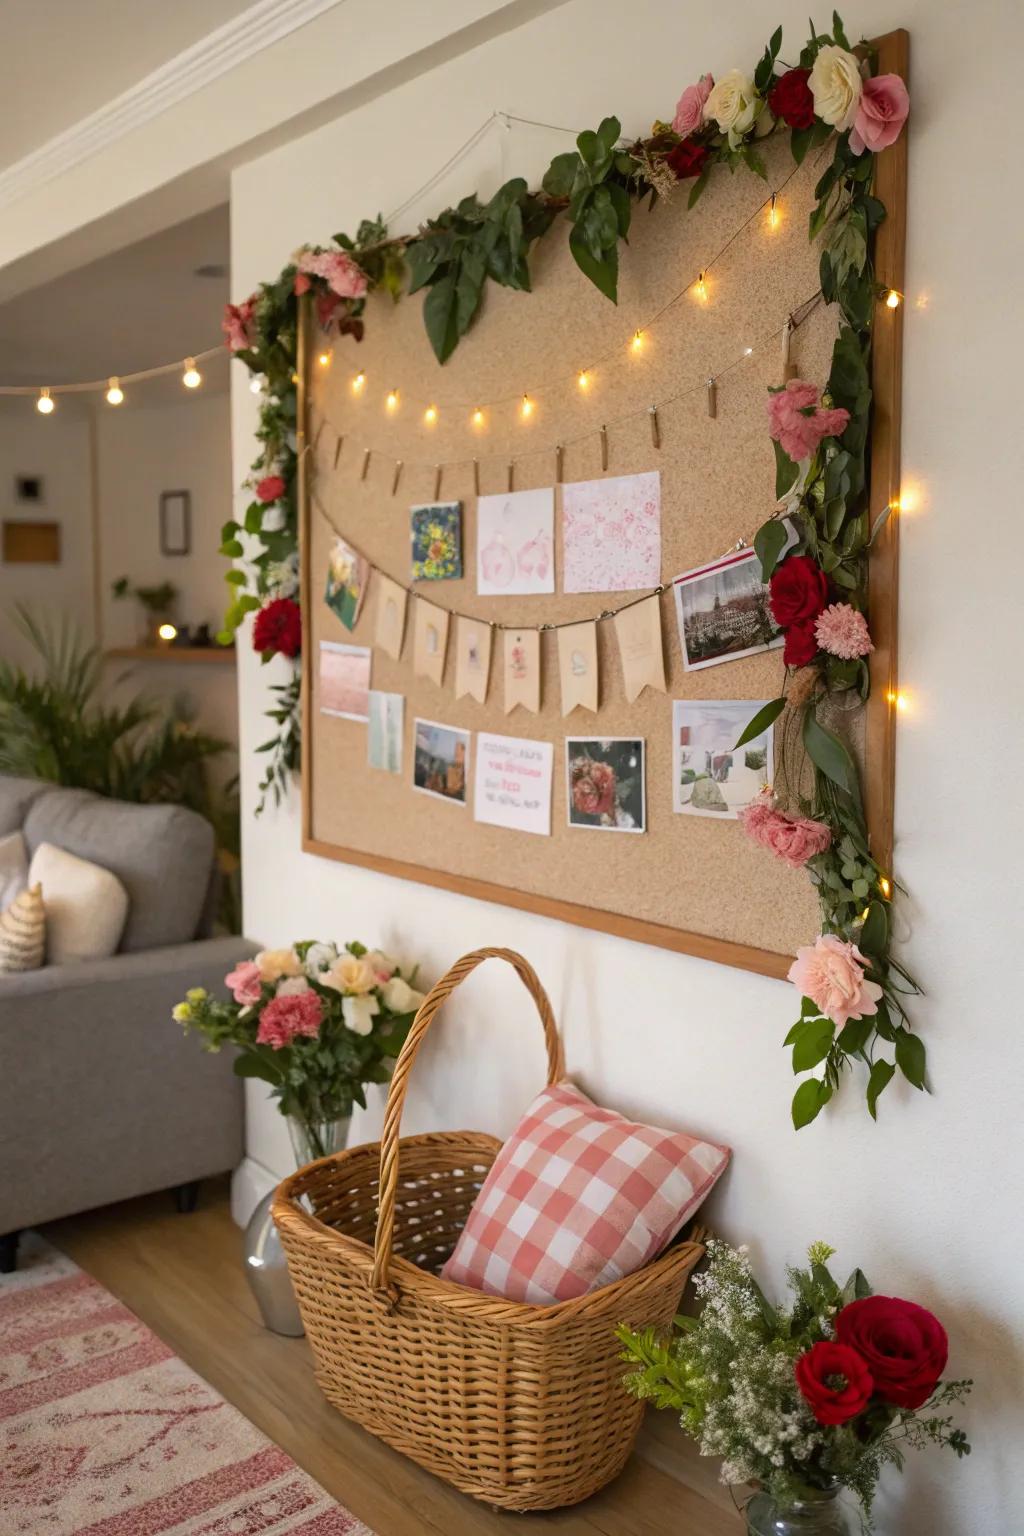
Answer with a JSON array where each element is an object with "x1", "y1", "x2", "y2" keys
[
  {"x1": 304, "y1": 941, "x2": 338, "y2": 978},
  {"x1": 382, "y1": 975, "x2": 425, "y2": 1015},
  {"x1": 276, "y1": 975, "x2": 310, "y2": 997},
  {"x1": 322, "y1": 953, "x2": 377, "y2": 995},
  {"x1": 705, "y1": 70, "x2": 762, "y2": 144},
  {"x1": 342, "y1": 994, "x2": 379, "y2": 1036},
  {"x1": 255, "y1": 947, "x2": 303, "y2": 983},
  {"x1": 809, "y1": 45, "x2": 863, "y2": 130}
]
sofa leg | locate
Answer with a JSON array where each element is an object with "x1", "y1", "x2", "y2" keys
[
  {"x1": 0, "y1": 1231, "x2": 21, "y2": 1274},
  {"x1": 173, "y1": 1181, "x2": 201, "y2": 1215}
]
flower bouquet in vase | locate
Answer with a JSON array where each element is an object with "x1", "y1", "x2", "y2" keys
[
  {"x1": 174, "y1": 939, "x2": 424, "y2": 1333},
  {"x1": 618, "y1": 1242, "x2": 971, "y2": 1534}
]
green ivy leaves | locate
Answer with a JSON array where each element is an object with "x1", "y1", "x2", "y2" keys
[{"x1": 542, "y1": 117, "x2": 630, "y2": 302}]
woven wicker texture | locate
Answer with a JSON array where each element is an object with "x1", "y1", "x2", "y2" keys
[{"x1": 274, "y1": 948, "x2": 705, "y2": 1510}]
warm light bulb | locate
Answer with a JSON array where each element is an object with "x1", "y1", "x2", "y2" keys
[
  {"x1": 879, "y1": 876, "x2": 892, "y2": 898},
  {"x1": 631, "y1": 331, "x2": 643, "y2": 353},
  {"x1": 385, "y1": 388, "x2": 399, "y2": 411},
  {"x1": 884, "y1": 288, "x2": 902, "y2": 309},
  {"x1": 36, "y1": 389, "x2": 55, "y2": 415},
  {"x1": 694, "y1": 272, "x2": 709, "y2": 303},
  {"x1": 577, "y1": 369, "x2": 590, "y2": 390},
  {"x1": 886, "y1": 689, "x2": 908, "y2": 713},
  {"x1": 767, "y1": 193, "x2": 779, "y2": 230},
  {"x1": 317, "y1": 351, "x2": 331, "y2": 368},
  {"x1": 520, "y1": 394, "x2": 534, "y2": 420},
  {"x1": 744, "y1": 345, "x2": 754, "y2": 356},
  {"x1": 352, "y1": 371, "x2": 366, "y2": 393},
  {"x1": 105, "y1": 378, "x2": 124, "y2": 405},
  {"x1": 424, "y1": 404, "x2": 438, "y2": 425},
  {"x1": 182, "y1": 359, "x2": 202, "y2": 389},
  {"x1": 157, "y1": 623, "x2": 177, "y2": 642},
  {"x1": 471, "y1": 407, "x2": 485, "y2": 428}
]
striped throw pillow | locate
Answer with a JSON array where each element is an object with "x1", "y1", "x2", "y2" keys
[{"x1": 0, "y1": 882, "x2": 46, "y2": 973}]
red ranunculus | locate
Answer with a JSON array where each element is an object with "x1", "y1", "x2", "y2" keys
[
  {"x1": 769, "y1": 554, "x2": 828, "y2": 628},
  {"x1": 783, "y1": 619, "x2": 819, "y2": 668},
  {"x1": 835, "y1": 1297, "x2": 948, "y2": 1411},
  {"x1": 252, "y1": 597, "x2": 301, "y2": 659},
  {"x1": 795, "y1": 1341, "x2": 874, "y2": 1425},
  {"x1": 768, "y1": 68, "x2": 816, "y2": 130},
  {"x1": 256, "y1": 475, "x2": 286, "y2": 503},
  {"x1": 666, "y1": 138, "x2": 710, "y2": 180}
]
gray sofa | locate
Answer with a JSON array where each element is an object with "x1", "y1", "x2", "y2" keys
[{"x1": 0, "y1": 775, "x2": 257, "y2": 1269}]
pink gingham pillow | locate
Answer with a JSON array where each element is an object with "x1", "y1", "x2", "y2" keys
[{"x1": 441, "y1": 1082, "x2": 730, "y2": 1305}]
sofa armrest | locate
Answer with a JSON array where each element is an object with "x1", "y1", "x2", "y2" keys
[{"x1": 0, "y1": 935, "x2": 258, "y2": 1003}]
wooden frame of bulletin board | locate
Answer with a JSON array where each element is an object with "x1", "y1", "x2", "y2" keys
[{"x1": 300, "y1": 30, "x2": 907, "y2": 981}]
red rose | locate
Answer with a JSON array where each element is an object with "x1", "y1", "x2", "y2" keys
[
  {"x1": 256, "y1": 475, "x2": 286, "y2": 504},
  {"x1": 572, "y1": 759, "x2": 616, "y2": 817},
  {"x1": 835, "y1": 1297, "x2": 948, "y2": 1411},
  {"x1": 252, "y1": 597, "x2": 301, "y2": 659},
  {"x1": 783, "y1": 619, "x2": 819, "y2": 668},
  {"x1": 795, "y1": 1341, "x2": 874, "y2": 1425},
  {"x1": 769, "y1": 555, "x2": 828, "y2": 628},
  {"x1": 666, "y1": 138, "x2": 710, "y2": 180},
  {"x1": 768, "y1": 68, "x2": 816, "y2": 130}
]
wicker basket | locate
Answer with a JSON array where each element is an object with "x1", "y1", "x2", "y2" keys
[{"x1": 273, "y1": 947, "x2": 704, "y2": 1511}]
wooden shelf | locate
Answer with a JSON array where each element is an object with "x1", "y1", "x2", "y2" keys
[{"x1": 104, "y1": 646, "x2": 236, "y2": 665}]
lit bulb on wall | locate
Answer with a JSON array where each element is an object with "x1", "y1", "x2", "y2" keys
[
  {"x1": 471, "y1": 407, "x2": 485, "y2": 429},
  {"x1": 385, "y1": 388, "x2": 399, "y2": 411},
  {"x1": 767, "y1": 192, "x2": 779, "y2": 230},
  {"x1": 577, "y1": 369, "x2": 590, "y2": 390},
  {"x1": 352, "y1": 371, "x2": 366, "y2": 393},
  {"x1": 36, "y1": 389, "x2": 55, "y2": 415},
  {"x1": 520, "y1": 394, "x2": 534, "y2": 420},
  {"x1": 694, "y1": 271, "x2": 709, "y2": 303},
  {"x1": 157, "y1": 623, "x2": 178, "y2": 642},
  {"x1": 424, "y1": 404, "x2": 438, "y2": 425},
  {"x1": 182, "y1": 359, "x2": 202, "y2": 389},
  {"x1": 317, "y1": 351, "x2": 331, "y2": 368},
  {"x1": 879, "y1": 876, "x2": 892, "y2": 898},
  {"x1": 105, "y1": 378, "x2": 124, "y2": 405},
  {"x1": 884, "y1": 288, "x2": 902, "y2": 309},
  {"x1": 631, "y1": 330, "x2": 643, "y2": 353}
]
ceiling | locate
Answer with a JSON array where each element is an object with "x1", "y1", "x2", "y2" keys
[{"x1": 0, "y1": 0, "x2": 255, "y2": 169}]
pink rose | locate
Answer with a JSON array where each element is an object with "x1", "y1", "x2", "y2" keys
[
  {"x1": 850, "y1": 73, "x2": 909, "y2": 155},
  {"x1": 256, "y1": 990, "x2": 323, "y2": 1050},
  {"x1": 740, "y1": 795, "x2": 832, "y2": 869},
  {"x1": 297, "y1": 248, "x2": 368, "y2": 300},
  {"x1": 293, "y1": 272, "x2": 311, "y2": 295},
  {"x1": 788, "y1": 934, "x2": 883, "y2": 1027},
  {"x1": 225, "y1": 960, "x2": 262, "y2": 1006},
  {"x1": 222, "y1": 295, "x2": 257, "y2": 352},
  {"x1": 672, "y1": 73, "x2": 714, "y2": 136},
  {"x1": 767, "y1": 379, "x2": 850, "y2": 462}
]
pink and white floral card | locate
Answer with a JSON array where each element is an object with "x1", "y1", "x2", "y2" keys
[
  {"x1": 561, "y1": 471, "x2": 661, "y2": 593},
  {"x1": 477, "y1": 488, "x2": 555, "y2": 596}
]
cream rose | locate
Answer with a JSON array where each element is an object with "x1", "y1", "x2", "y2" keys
[
  {"x1": 342, "y1": 994, "x2": 379, "y2": 1036},
  {"x1": 255, "y1": 947, "x2": 303, "y2": 983},
  {"x1": 809, "y1": 44, "x2": 863, "y2": 131},
  {"x1": 705, "y1": 70, "x2": 762, "y2": 143},
  {"x1": 381, "y1": 975, "x2": 425, "y2": 1015},
  {"x1": 322, "y1": 953, "x2": 378, "y2": 995}
]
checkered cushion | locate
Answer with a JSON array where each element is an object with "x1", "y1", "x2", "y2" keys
[{"x1": 441, "y1": 1081, "x2": 730, "y2": 1304}]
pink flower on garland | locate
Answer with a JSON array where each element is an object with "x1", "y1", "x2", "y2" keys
[
  {"x1": 222, "y1": 295, "x2": 257, "y2": 352},
  {"x1": 296, "y1": 247, "x2": 369, "y2": 300},
  {"x1": 256, "y1": 989, "x2": 323, "y2": 1049},
  {"x1": 788, "y1": 934, "x2": 883, "y2": 1027},
  {"x1": 815, "y1": 602, "x2": 874, "y2": 660},
  {"x1": 256, "y1": 475, "x2": 286, "y2": 503},
  {"x1": 225, "y1": 960, "x2": 262, "y2": 1005},
  {"x1": 294, "y1": 272, "x2": 312, "y2": 295},
  {"x1": 767, "y1": 380, "x2": 850, "y2": 462},
  {"x1": 672, "y1": 74, "x2": 714, "y2": 136},
  {"x1": 850, "y1": 73, "x2": 910, "y2": 155},
  {"x1": 740, "y1": 792, "x2": 832, "y2": 869}
]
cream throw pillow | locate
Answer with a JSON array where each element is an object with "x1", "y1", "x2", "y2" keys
[
  {"x1": 28, "y1": 842, "x2": 129, "y2": 963},
  {"x1": 0, "y1": 830, "x2": 28, "y2": 909},
  {"x1": 0, "y1": 883, "x2": 46, "y2": 973}
]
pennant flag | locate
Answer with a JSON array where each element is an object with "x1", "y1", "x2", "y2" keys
[
  {"x1": 614, "y1": 594, "x2": 666, "y2": 703},
  {"x1": 502, "y1": 628, "x2": 541, "y2": 714},
  {"x1": 374, "y1": 572, "x2": 407, "y2": 660},
  {"x1": 454, "y1": 616, "x2": 492, "y2": 703},
  {"x1": 557, "y1": 620, "x2": 599, "y2": 715},
  {"x1": 412, "y1": 596, "x2": 449, "y2": 686}
]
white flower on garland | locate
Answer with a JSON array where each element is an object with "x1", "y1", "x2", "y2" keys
[
  {"x1": 705, "y1": 70, "x2": 765, "y2": 146},
  {"x1": 809, "y1": 44, "x2": 863, "y2": 130},
  {"x1": 266, "y1": 553, "x2": 299, "y2": 598},
  {"x1": 342, "y1": 993, "x2": 379, "y2": 1035}
]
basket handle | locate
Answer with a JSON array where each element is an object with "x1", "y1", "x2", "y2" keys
[{"x1": 370, "y1": 948, "x2": 563, "y2": 1298}]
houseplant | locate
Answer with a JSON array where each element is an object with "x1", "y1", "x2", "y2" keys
[
  {"x1": 111, "y1": 575, "x2": 178, "y2": 645},
  {"x1": 618, "y1": 1241, "x2": 971, "y2": 1533}
]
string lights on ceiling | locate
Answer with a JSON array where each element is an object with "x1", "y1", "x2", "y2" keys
[{"x1": 3, "y1": 347, "x2": 226, "y2": 415}]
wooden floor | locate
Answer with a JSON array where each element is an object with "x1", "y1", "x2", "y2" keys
[{"x1": 43, "y1": 1181, "x2": 742, "y2": 1536}]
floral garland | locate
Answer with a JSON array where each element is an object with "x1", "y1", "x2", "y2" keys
[{"x1": 222, "y1": 14, "x2": 912, "y2": 1125}]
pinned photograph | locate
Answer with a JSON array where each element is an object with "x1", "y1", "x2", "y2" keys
[
  {"x1": 367, "y1": 690, "x2": 403, "y2": 774},
  {"x1": 562, "y1": 471, "x2": 660, "y2": 593},
  {"x1": 566, "y1": 738, "x2": 645, "y2": 833},
  {"x1": 672, "y1": 699, "x2": 773, "y2": 818},
  {"x1": 673, "y1": 547, "x2": 785, "y2": 671},
  {"x1": 319, "y1": 641, "x2": 371, "y2": 722},
  {"x1": 413, "y1": 718, "x2": 470, "y2": 806},
  {"x1": 477, "y1": 488, "x2": 555, "y2": 595},
  {"x1": 411, "y1": 502, "x2": 462, "y2": 581},
  {"x1": 324, "y1": 535, "x2": 368, "y2": 631}
]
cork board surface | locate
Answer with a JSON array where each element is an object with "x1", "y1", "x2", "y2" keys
[{"x1": 304, "y1": 133, "x2": 842, "y2": 962}]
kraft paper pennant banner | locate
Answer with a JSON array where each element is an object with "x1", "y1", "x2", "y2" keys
[
  {"x1": 502, "y1": 628, "x2": 541, "y2": 714},
  {"x1": 454, "y1": 616, "x2": 492, "y2": 703},
  {"x1": 374, "y1": 572, "x2": 407, "y2": 661},
  {"x1": 614, "y1": 594, "x2": 666, "y2": 703},
  {"x1": 557, "y1": 620, "x2": 599, "y2": 716},
  {"x1": 413, "y1": 596, "x2": 449, "y2": 687}
]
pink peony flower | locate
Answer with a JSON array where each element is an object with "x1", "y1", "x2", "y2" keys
[
  {"x1": 222, "y1": 295, "x2": 257, "y2": 352},
  {"x1": 850, "y1": 73, "x2": 909, "y2": 155},
  {"x1": 256, "y1": 989, "x2": 323, "y2": 1050},
  {"x1": 296, "y1": 248, "x2": 368, "y2": 300},
  {"x1": 788, "y1": 934, "x2": 883, "y2": 1027},
  {"x1": 672, "y1": 73, "x2": 714, "y2": 136},
  {"x1": 767, "y1": 380, "x2": 851, "y2": 462},
  {"x1": 225, "y1": 960, "x2": 262, "y2": 1006},
  {"x1": 815, "y1": 602, "x2": 874, "y2": 660},
  {"x1": 740, "y1": 792, "x2": 832, "y2": 868}
]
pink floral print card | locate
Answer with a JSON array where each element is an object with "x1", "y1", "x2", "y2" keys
[
  {"x1": 476, "y1": 488, "x2": 555, "y2": 596},
  {"x1": 561, "y1": 471, "x2": 661, "y2": 593}
]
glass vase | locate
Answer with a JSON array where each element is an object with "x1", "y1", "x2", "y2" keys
[
  {"x1": 746, "y1": 1484, "x2": 856, "y2": 1536},
  {"x1": 286, "y1": 1113, "x2": 351, "y2": 1166}
]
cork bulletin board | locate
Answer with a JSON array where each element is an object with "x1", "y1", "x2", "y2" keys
[{"x1": 301, "y1": 32, "x2": 907, "y2": 980}]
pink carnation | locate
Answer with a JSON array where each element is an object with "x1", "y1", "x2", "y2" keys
[
  {"x1": 788, "y1": 934, "x2": 883, "y2": 1027},
  {"x1": 850, "y1": 73, "x2": 909, "y2": 155},
  {"x1": 225, "y1": 960, "x2": 262, "y2": 1006},
  {"x1": 297, "y1": 248, "x2": 368, "y2": 300},
  {"x1": 767, "y1": 380, "x2": 850, "y2": 462},
  {"x1": 740, "y1": 792, "x2": 832, "y2": 869},
  {"x1": 256, "y1": 990, "x2": 323, "y2": 1050},
  {"x1": 222, "y1": 295, "x2": 257, "y2": 352},
  {"x1": 672, "y1": 73, "x2": 714, "y2": 136},
  {"x1": 815, "y1": 602, "x2": 874, "y2": 660}
]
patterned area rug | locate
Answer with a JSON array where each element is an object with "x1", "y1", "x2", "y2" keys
[{"x1": 0, "y1": 1235, "x2": 373, "y2": 1535}]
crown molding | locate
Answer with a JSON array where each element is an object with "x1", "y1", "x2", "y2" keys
[{"x1": 0, "y1": 0, "x2": 345, "y2": 212}]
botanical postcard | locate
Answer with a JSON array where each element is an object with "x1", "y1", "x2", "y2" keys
[
  {"x1": 324, "y1": 535, "x2": 369, "y2": 631},
  {"x1": 672, "y1": 699, "x2": 773, "y2": 818},
  {"x1": 367, "y1": 690, "x2": 403, "y2": 774},
  {"x1": 319, "y1": 641, "x2": 371, "y2": 722},
  {"x1": 412, "y1": 718, "x2": 470, "y2": 806},
  {"x1": 411, "y1": 502, "x2": 462, "y2": 581},
  {"x1": 566, "y1": 737, "x2": 645, "y2": 833},
  {"x1": 673, "y1": 548, "x2": 784, "y2": 671},
  {"x1": 473, "y1": 732, "x2": 553, "y2": 837},
  {"x1": 562, "y1": 471, "x2": 661, "y2": 593},
  {"x1": 476, "y1": 488, "x2": 555, "y2": 595}
]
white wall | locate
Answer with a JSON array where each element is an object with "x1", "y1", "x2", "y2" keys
[{"x1": 230, "y1": 5, "x2": 1022, "y2": 1532}]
